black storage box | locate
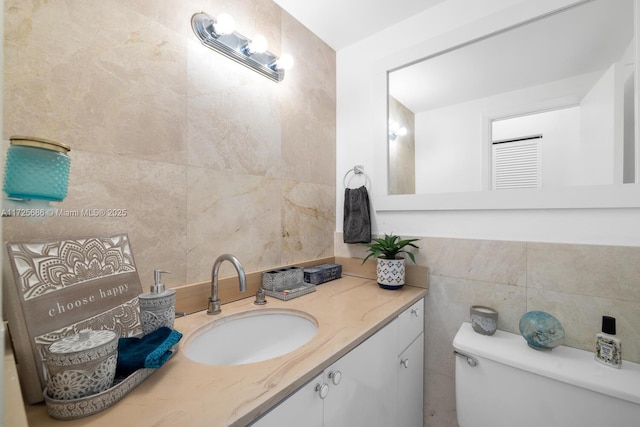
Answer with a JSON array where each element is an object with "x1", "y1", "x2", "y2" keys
[{"x1": 303, "y1": 263, "x2": 342, "y2": 285}]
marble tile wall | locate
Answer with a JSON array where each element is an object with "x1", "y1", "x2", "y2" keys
[
  {"x1": 388, "y1": 96, "x2": 415, "y2": 195},
  {"x1": 2, "y1": 0, "x2": 336, "y2": 287},
  {"x1": 335, "y1": 233, "x2": 640, "y2": 427}
]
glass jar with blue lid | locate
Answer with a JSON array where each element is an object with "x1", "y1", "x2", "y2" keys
[{"x1": 3, "y1": 135, "x2": 71, "y2": 201}]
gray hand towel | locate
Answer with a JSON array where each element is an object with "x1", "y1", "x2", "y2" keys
[{"x1": 343, "y1": 186, "x2": 371, "y2": 243}]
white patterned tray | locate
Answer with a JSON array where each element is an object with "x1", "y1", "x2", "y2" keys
[
  {"x1": 263, "y1": 282, "x2": 316, "y2": 301},
  {"x1": 43, "y1": 366, "x2": 158, "y2": 420}
]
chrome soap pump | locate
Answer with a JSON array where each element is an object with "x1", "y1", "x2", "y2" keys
[{"x1": 138, "y1": 269, "x2": 176, "y2": 335}]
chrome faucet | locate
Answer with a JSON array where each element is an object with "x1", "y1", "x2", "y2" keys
[{"x1": 208, "y1": 254, "x2": 247, "y2": 315}]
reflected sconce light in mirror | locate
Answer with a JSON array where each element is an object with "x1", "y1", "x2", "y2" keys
[
  {"x1": 388, "y1": 120, "x2": 407, "y2": 141},
  {"x1": 191, "y1": 12, "x2": 294, "y2": 82},
  {"x1": 2, "y1": 135, "x2": 71, "y2": 215}
]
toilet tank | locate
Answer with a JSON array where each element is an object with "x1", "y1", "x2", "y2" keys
[{"x1": 453, "y1": 322, "x2": 640, "y2": 427}]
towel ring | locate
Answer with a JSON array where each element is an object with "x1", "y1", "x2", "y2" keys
[{"x1": 343, "y1": 165, "x2": 371, "y2": 190}]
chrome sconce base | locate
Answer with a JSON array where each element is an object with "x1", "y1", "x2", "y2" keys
[{"x1": 191, "y1": 12, "x2": 287, "y2": 83}]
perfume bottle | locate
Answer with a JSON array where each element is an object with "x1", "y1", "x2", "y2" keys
[
  {"x1": 595, "y1": 315, "x2": 622, "y2": 368},
  {"x1": 138, "y1": 269, "x2": 176, "y2": 335}
]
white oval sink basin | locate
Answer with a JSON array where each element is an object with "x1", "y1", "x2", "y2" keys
[{"x1": 183, "y1": 309, "x2": 318, "y2": 366}]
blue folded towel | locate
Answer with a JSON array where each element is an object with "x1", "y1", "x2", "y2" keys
[{"x1": 116, "y1": 327, "x2": 182, "y2": 377}]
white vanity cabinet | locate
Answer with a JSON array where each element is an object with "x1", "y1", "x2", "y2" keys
[
  {"x1": 252, "y1": 298, "x2": 425, "y2": 427},
  {"x1": 398, "y1": 334, "x2": 424, "y2": 426},
  {"x1": 397, "y1": 298, "x2": 425, "y2": 426},
  {"x1": 323, "y1": 315, "x2": 397, "y2": 427},
  {"x1": 251, "y1": 373, "x2": 324, "y2": 427}
]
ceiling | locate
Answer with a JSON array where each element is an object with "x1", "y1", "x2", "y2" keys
[
  {"x1": 389, "y1": 0, "x2": 634, "y2": 113},
  {"x1": 273, "y1": 0, "x2": 634, "y2": 116},
  {"x1": 272, "y1": 0, "x2": 447, "y2": 51}
]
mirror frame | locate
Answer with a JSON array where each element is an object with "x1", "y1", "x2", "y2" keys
[{"x1": 373, "y1": 0, "x2": 640, "y2": 211}]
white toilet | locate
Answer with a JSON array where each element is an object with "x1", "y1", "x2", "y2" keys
[{"x1": 453, "y1": 322, "x2": 640, "y2": 427}]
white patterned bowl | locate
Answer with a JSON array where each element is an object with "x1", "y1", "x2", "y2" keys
[{"x1": 45, "y1": 330, "x2": 118, "y2": 400}]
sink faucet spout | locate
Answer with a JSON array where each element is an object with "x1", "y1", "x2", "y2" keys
[{"x1": 208, "y1": 254, "x2": 247, "y2": 315}]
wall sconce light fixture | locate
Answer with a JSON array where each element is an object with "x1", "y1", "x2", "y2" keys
[
  {"x1": 191, "y1": 12, "x2": 294, "y2": 82},
  {"x1": 2, "y1": 135, "x2": 71, "y2": 215},
  {"x1": 388, "y1": 120, "x2": 407, "y2": 141}
]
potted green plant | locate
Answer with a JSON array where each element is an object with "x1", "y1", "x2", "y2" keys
[{"x1": 362, "y1": 234, "x2": 420, "y2": 290}]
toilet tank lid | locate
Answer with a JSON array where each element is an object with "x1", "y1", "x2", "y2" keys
[{"x1": 453, "y1": 322, "x2": 640, "y2": 406}]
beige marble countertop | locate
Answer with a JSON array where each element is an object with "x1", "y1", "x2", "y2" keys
[{"x1": 25, "y1": 275, "x2": 426, "y2": 426}]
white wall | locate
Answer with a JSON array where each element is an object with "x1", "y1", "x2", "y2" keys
[
  {"x1": 415, "y1": 102, "x2": 483, "y2": 194},
  {"x1": 578, "y1": 64, "x2": 618, "y2": 185},
  {"x1": 336, "y1": 0, "x2": 640, "y2": 246},
  {"x1": 493, "y1": 106, "x2": 581, "y2": 188},
  {"x1": 414, "y1": 74, "x2": 592, "y2": 194}
]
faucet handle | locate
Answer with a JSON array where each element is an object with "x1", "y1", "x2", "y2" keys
[{"x1": 254, "y1": 287, "x2": 267, "y2": 305}]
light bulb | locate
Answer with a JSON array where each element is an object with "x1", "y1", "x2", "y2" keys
[
  {"x1": 214, "y1": 13, "x2": 235, "y2": 35},
  {"x1": 389, "y1": 120, "x2": 400, "y2": 133},
  {"x1": 248, "y1": 34, "x2": 268, "y2": 54},
  {"x1": 275, "y1": 54, "x2": 294, "y2": 70},
  {"x1": 397, "y1": 127, "x2": 407, "y2": 137}
]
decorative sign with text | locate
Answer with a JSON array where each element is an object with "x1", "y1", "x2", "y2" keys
[{"x1": 3, "y1": 234, "x2": 143, "y2": 404}]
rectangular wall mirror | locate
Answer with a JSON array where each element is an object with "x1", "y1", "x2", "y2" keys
[{"x1": 382, "y1": 0, "x2": 640, "y2": 209}]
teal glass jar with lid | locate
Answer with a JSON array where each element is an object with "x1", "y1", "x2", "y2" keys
[{"x1": 3, "y1": 135, "x2": 71, "y2": 201}]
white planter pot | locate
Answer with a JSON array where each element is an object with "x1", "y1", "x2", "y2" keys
[{"x1": 376, "y1": 257, "x2": 406, "y2": 290}]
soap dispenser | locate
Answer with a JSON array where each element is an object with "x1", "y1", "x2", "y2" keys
[{"x1": 139, "y1": 269, "x2": 176, "y2": 335}]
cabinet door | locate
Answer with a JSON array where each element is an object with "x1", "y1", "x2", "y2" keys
[
  {"x1": 398, "y1": 298, "x2": 424, "y2": 354},
  {"x1": 250, "y1": 373, "x2": 324, "y2": 427},
  {"x1": 398, "y1": 333, "x2": 424, "y2": 427},
  {"x1": 324, "y1": 318, "x2": 398, "y2": 427}
]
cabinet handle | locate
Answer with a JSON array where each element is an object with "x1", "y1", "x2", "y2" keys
[
  {"x1": 400, "y1": 358, "x2": 409, "y2": 368},
  {"x1": 315, "y1": 383, "x2": 329, "y2": 399},
  {"x1": 411, "y1": 308, "x2": 420, "y2": 317},
  {"x1": 328, "y1": 370, "x2": 342, "y2": 385}
]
